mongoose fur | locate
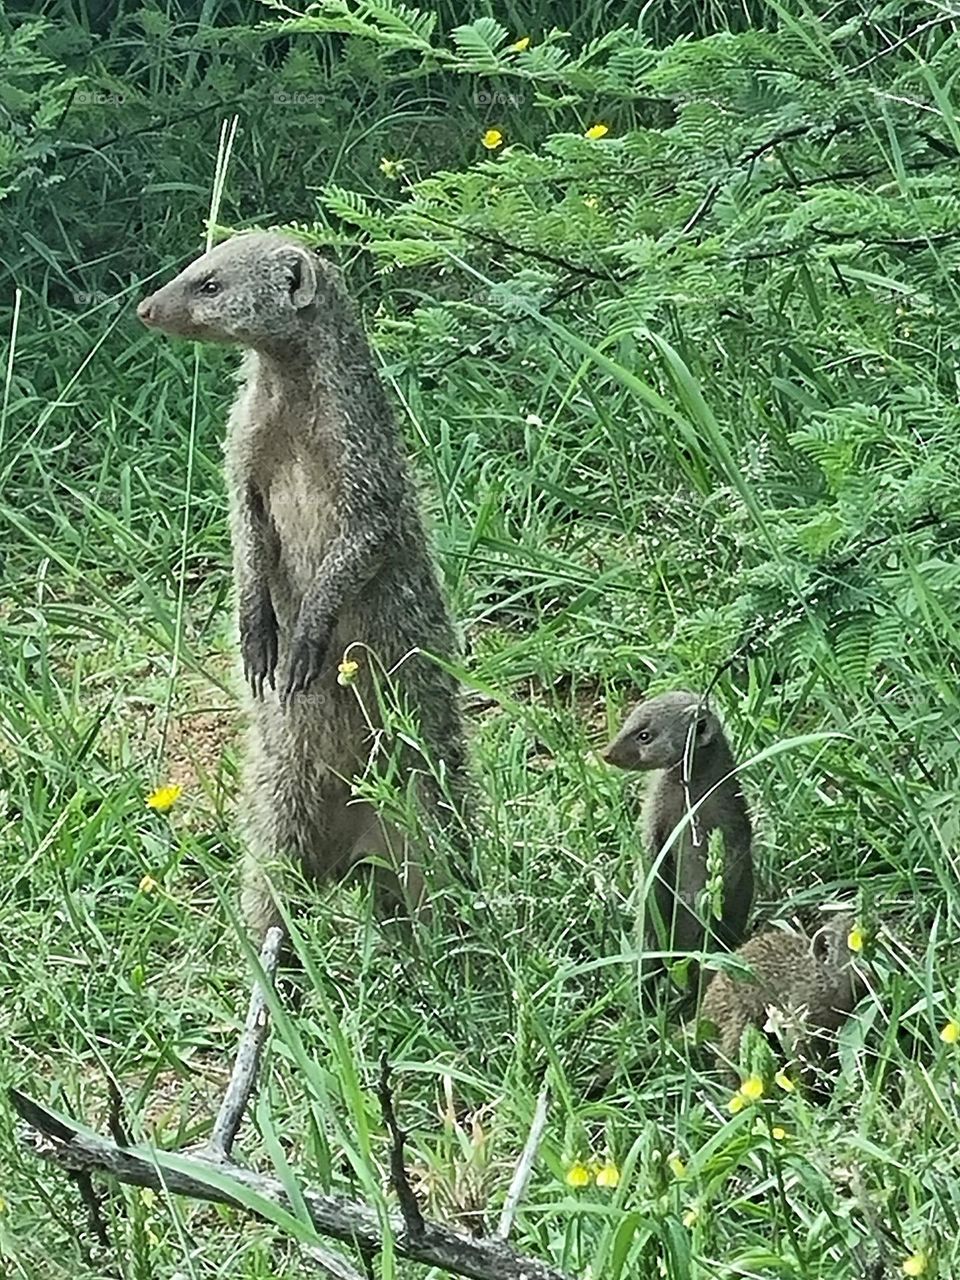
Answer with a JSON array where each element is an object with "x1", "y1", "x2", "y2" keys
[
  {"x1": 602, "y1": 690, "x2": 754, "y2": 991},
  {"x1": 700, "y1": 912, "x2": 866, "y2": 1081},
  {"x1": 138, "y1": 231, "x2": 468, "y2": 938}
]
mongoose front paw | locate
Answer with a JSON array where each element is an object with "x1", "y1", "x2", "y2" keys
[
  {"x1": 241, "y1": 597, "x2": 279, "y2": 699},
  {"x1": 280, "y1": 631, "x2": 330, "y2": 705}
]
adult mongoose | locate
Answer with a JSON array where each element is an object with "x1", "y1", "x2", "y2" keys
[
  {"x1": 700, "y1": 912, "x2": 866, "y2": 1081},
  {"x1": 601, "y1": 690, "x2": 754, "y2": 991},
  {"x1": 138, "y1": 231, "x2": 468, "y2": 938}
]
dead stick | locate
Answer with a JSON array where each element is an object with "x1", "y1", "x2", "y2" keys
[
  {"x1": 496, "y1": 1086, "x2": 549, "y2": 1240},
  {"x1": 11, "y1": 1090, "x2": 573, "y2": 1280},
  {"x1": 377, "y1": 1054, "x2": 425, "y2": 1241},
  {"x1": 206, "y1": 926, "x2": 283, "y2": 1160},
  {"x1": 299, "y1": 1241, "x2": 366, "y2": 1280}
]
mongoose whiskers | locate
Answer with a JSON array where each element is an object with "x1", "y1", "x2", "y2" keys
[{"x1": 138, "y1": 231, "x2": 469, "y2": 939}]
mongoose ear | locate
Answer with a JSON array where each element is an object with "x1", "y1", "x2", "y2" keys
[
  {"x1": 279, "y1": 246, "x2": 318, "y2": 310},
  {"x1": 810, "y1": 925, "x2": 831, "y2": 963},
  {"x1": 695, "y1": 713, "x2": 716, "y2": 745}
]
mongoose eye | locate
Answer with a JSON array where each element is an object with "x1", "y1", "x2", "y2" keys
[
  {"x1": 636, "y1": 729, "x2": 651, "y2": 743},
  {"x1": 198, "y1": 278, "x2": 221, "y2": 296}
]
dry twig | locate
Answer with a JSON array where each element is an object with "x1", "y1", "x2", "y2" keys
[{"x1": 12, "y1": 928, "x2": 572, "y2": 1280}]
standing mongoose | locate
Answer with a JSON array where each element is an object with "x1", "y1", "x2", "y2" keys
[
  {"x1": 138, "y1": 231, "x2": 469, "y2": 938},
  {"x1": 601, "y1": 690, "x2": 754, "y2": 992},
  {"x1": 700, "y1": 912, "x2": 866, "y2": 1082}
]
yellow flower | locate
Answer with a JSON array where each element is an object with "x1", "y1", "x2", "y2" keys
[
  {"x1": 847, "y1": 924, "x2": 865, "y2": 953},
  {"x1": 482, "y1": 129, "x2": 504, "y2": 150},
  {"x1": 667, "y1": 1152, "x2": 686, "y2": 1179},
  {"x1": 138, "y1": 874, "x2": 159, "y2": 895},
  {"x1": 775, "y1": 1071, "x2": 795, "y2": 1093},
  {"x1": 584, "y1": 123, "x2": 609, "y2": 140},
  {"x1": 771, "y1": 1126, "x2": 787, "y2": 1141},
  {"x1": 595, "y1": 1162, "x2": 620, "y2": 1189},
  {"x1": 510, "y1": 36, "x2": 530, "y2": 51},
  {"x1": 583, "y1": 195, "x2": 599, "y2": 209},
  {"x1": 940, "y1": 1020, "x2": 960, "y2": 1045},
  {"x1": 139, "y1": 1188, "x2": 157, "y2": 1208},
  {"x1": 682, "y1": 1204, "x2": 699, "y2": 1228},
  {"x1": 146, "y1": 784, "x2": 181, "y2": 812},
  {"x1": 740, "y1": 1075, "x2": 764, "y2": 1101},
  {"x1": 565, "y1": 1162, "x2": 591, "y2": 1189},
  {"x1": 378, "y1": 157, "x2": 405, "y2": 179},
  {"x1": 902, "y1": 1251, "x2": 928, "y2": 1276},
  {"x1": 728, "y1": 1093, "x2": 746, "y2": 1114},
  {"x1": 337, "y1": 658, "x2": 360, "y2": 687}
]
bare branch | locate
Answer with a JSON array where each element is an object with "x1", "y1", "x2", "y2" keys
[
  {"x1": 205, "y1": 926, "x2": 284, "y2": 1161},
  {"x1": 496, "y1": 1086, "x2": 549, "y2": 1240},
  {"x1": 377, "y1": 1055, "x2": 425, "y2": 1241},
  {"x1": 11, "y1": 1089, "x2": 574, "y2": 1280},
  {"x1": 299, "y1": 1241, "x2": 366, "y2": 1280}
]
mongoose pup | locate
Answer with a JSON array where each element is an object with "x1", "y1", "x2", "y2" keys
[
  {"x1": 602, "y1": 690, "x2": 754, "y2": 991},
  {"x1": 700, "y1": 912, "x2": 867, "y2": 1082},
  {"x1": 138, "y1": 232, "x2": 468, "y2": 938}
]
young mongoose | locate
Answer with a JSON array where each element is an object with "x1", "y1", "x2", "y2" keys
[
  {"x1": 138, "y1": 231, "x2": 468, "y2": 938},
  {"x1": 602, "y1": 690, "x2": 754, "y2": 990},
  {"x1": 700, "y1": 912, "x2": 866, "y2": 1081}
]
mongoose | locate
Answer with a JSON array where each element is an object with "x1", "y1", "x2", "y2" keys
[
  {"x1": 601, "y1": 690, "x2": 754, "y2": 992},
  {"x1": 700, "y1": 912, "x2": 866, "y2": 1081},
  {"x1": 138, "y1": 231, "x2": 469, "y2": 938}
]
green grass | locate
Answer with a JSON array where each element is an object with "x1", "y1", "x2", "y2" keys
[{"x1": 3, "y1": 2, "x2": 960, "y2": 1277}]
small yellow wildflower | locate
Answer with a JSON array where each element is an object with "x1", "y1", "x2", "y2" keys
[
  {"x1": 584, "y1": 123, "x2": 609, "y2": 140},
  {"x1": 847, "y1": 924, "x2": 865, "y2": 953},
  {"x1": 775, "y1": 1071, "x2": 795, "y2": 1093},
  {"x1": 728, "y1": 1093, "x2": 746, "y2": 1115},
  {"x1": 583, "y1": 195, "x2": 599, "y2": 209},
  {"x1": 337, "y1": 659, "x2": 360, "y2": 687},
  {"x1": 139, "y1": 1188, "x2": 157, "y2": 1208},
  {"x1": 482, "y1": 129, "x2": 504, "y2": 150},
  {"x1": 146, "y1": 784, "x2": 181, "y2": 813},
  {"x1": 682, "y1": 1204, "x2": 699, "y2": 1228},
  {"x1": 740, "y1": 1075, "x2": 764, "y2": 1101},
  {"x1": 378, "y1": 157, "x2": 405, "y2": 179},
  {"x1": 940, "y1": 1020, "x2": 960, "y2": 1045},
  {"x1": 595, "y1": 1162, "x2": 620, "y2": 1189},
  {"x1": 667, "y1": 1152, "x2": 686, "y2": 1179},
  {"x1": 510, "y1": 35, "x2": 530, "y2": 51},
  {"x1": 138, "y1": 874, "x2": 159, "y2": 895},
  {"x1": 565, "y1": 1162, "x2": 591, "y2": 1189},
  {"x1": 771, "y1": 1126, "x2": 787, "y2": 1141},
  {"x1": 902, "y1": 1250, "x2": 928, "y2": 1276}
]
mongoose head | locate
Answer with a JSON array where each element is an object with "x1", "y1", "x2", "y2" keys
[
  {"x1": 810, "y1": 911, "x2": 868, "y2": 1008},
  {"x1": 137, "y1": 232, "x2": 336, "y2": 347},
  {"x1": 601, "y1": 690, "x2": 720, "y2": 771}
]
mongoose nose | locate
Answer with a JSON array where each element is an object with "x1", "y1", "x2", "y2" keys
[{"x1": 137, "y1": 297, "x2": 155, "y2": 325}]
